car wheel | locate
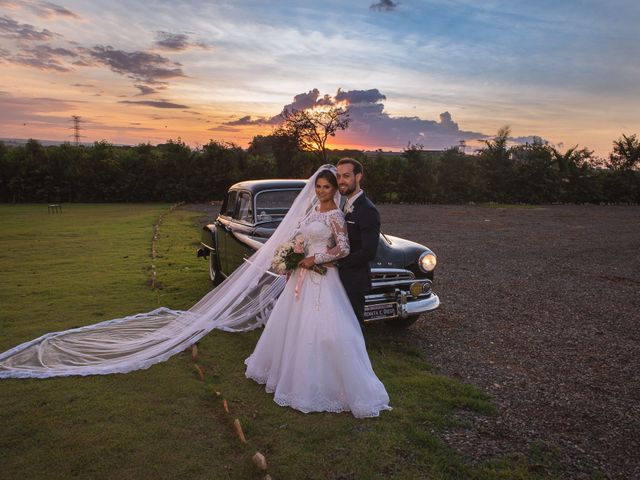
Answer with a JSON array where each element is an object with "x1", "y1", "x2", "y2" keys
[
  {"x1": 385, "y1": 315, "x2": 420, "y2": 328},
  {"x1": 209, "y1": 252, "x2": 223, "y2": 286}
]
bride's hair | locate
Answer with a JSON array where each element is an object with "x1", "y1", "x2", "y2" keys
[{"x1": 315, "y1": 169, "x2": 338, "y2": 190}]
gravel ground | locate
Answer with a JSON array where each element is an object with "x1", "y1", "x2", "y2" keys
[
  {"x1": 377, "y1": 204, "x2": 640, "y2": 479},
  {"x1": 187, "y1": 202, "x2": 639, "y2": 478}
]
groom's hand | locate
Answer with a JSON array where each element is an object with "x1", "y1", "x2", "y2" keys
[{"x1": 298, "y1": 256, "x2": 316, "y2": 269}]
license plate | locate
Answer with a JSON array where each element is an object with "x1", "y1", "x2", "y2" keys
[{"x1": 364, "y1": 302, "x2": 398, "y2": 321}]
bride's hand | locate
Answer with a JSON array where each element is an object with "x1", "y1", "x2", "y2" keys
[{"x1": 298, "y1": 256, "x2": 316, "y2": 269}]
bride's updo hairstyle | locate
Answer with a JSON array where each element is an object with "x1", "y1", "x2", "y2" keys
[{"x1": 315, "y1": 169, "x2": 338, "y2": 190}]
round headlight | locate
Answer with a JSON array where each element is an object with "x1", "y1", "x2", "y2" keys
[{"x1": 418, "y1": 252, "x2": 437, "y2": 272}]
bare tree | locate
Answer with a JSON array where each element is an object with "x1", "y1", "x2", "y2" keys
[{"x1": 274, "y1": 107, "x2": 350, "y2": 162}]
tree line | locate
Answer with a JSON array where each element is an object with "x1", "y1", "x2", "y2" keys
[{"x1": 0, "y1": 128, "x2": 638, "y2": 204}]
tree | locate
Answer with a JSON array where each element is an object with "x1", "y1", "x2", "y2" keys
[
  {"x1": 609, "y1": 134, "x2": 640, "y2": 171},
  {"x1": 607, "y1": 134, "x2": 640, "y2": 203},
  {"x1": 508, "y1": 139, "x2": 559, "y2": 203},
  {"x1": 438, "y1": 147, "x2": 479, "y2": 203},
  {"x1": 551, "y1": 146, "x2": 601, "y2": 203},
  {"x1": 398, "y1": 143, "x2": 437, "y2": 203},
  {"x1": 478, "y1": 126, "x2": 514, "y2": 202},
  {"x1": 274, "y1": 107, "x2": 350, "y2": 163},
  {"x1": 249, "y1": 132, "x2": 300, "y2": 177}
]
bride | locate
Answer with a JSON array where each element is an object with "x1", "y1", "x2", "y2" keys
[
  {"x1": 0, "y1": 165, "x2": 390, "y2": 418},
  {"x1": 245, "y1": 169, "x2": 390, "y2": 417}
]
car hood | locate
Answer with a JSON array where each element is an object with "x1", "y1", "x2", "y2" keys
[{"x1": 374, "y1": 233, "x2": 430, "y2": 269}]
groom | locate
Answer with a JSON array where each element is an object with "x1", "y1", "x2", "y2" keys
[{"x1": 335, "y1": 158, "x2": 381, "y2": 325}]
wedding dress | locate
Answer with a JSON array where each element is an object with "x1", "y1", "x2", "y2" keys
[{"x1": 245, "y1": 207, "x2": 391, "y2": 418}]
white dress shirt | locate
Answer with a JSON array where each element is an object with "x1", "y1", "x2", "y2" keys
[{"x1": 343, "y1": 190, "x2": 364, "y2": 213}]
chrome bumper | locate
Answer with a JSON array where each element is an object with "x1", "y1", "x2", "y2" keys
[
  {"x1": 364, "y1": 289, "x2": 440, "y2": 321},
  {"x1": 402, "y1": 293, "x2": 440, "y2": 317}
]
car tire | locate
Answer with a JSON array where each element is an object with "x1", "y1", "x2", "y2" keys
[
  {"x1": 385, "y1": 315, "x2": 420, "y2": 328},
  {"x1": 209, "y1": 251, "x2": 223, "y2": 286}
]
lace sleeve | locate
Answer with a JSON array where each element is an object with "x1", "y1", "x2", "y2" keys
[{"x1": 314, "y1": 211, "x2": 350, "y2": 264}]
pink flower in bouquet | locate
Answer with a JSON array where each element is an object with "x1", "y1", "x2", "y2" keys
[{"x1": 292, "y1": 234, "x2": 305, "y2": 254}]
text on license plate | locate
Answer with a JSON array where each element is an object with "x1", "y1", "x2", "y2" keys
[{"x1": 364, "y1": 302, "x2": 398, "y2": 321}]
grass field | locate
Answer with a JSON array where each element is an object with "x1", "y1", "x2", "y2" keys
[{"x1": 0, "y1": 204, "x2": 554, "y2": 479}]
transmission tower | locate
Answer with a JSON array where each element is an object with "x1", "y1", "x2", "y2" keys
[{"x1": 71, "y1": 115, "x2": 83, "y2": 146}]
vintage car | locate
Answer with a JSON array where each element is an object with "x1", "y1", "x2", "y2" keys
[{"x1": 197, "y1": 179, "x2": 439, "y2": 327}]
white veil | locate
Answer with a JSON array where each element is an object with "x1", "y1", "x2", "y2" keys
[{"x1": 0, "y1": 165, "x2": 338, "y2": 379}]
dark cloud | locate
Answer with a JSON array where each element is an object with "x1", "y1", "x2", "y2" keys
[
  {"x1": 88, "y1": 46, "x2": 185, "y2": 84},
  {"x1": 134, "y1": 84, "x2": 157, "y2": 96},
  {"x1": 155, "y1": 32, "x2": 189, "y2": 50},
  {"x1": 339, "y1": 90, "x2": 487, "y2": 149},
  {"x1": 510, "y1": 135, "x2": 548, "y2": 145},
  {"x1": 335, "y1": 88, "x2": 386, "y2": 104},
  {"x1": 71, "y1": 83, "x2": 96, "y2": 87},
  {"x1": 285, "y1": 88, "x2": 321, "y2": 111},
  {"x1": 0, "y1": 43, "x2": 77, "y2": 71},
  {"x1": 118, "y1": 99, "x2": 189, "y2": 109},
  {"x1": 154, "y1": 31, "x2": 209, "y2": 51},
  {"x1": 208, "y1": 125, "x2": 241, "y2": 133},
  {"x1": 28, "y1": 2, "x2": 81, "y2": 20},
  {"x1": 370, "y1": 0, "x2": 398, "y2": 12},
  {"x1": 222, "y1": 89, "x2": 333, "y2": 126},
  {"x1": 150, "y1": 114, "x2": 184, "y2": 120},
  {"x1": 0, "y1": 14, "x2": 55, "y2": 41},
  {"x1": 223, "y1": 115, "x2": 267, "y2": 126},
  {"x1": 70, "y1": 57, "x2": 93, "y2": 67}
]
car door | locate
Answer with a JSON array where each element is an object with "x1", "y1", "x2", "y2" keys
[
  {"x1": 216, "y1": 190, "x2": 238, "y2": 276},
  {"x1": 226, "y1": 190, "x2": 255, "y2": 273}
]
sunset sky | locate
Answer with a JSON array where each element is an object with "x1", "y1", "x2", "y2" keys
[{"x1": 1, "y1": 0, "x2": 638, "y2": 157}]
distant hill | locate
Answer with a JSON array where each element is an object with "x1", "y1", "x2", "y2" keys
[
  {"x1": 0, "y1": 138, "x2": 442, "y2": 156},
  {"x1": 0, "y1": 138, "x2": 95, "y2": 147},
  {"x1": 363, "y1": 149, "x2": 443, "y2": 156}
]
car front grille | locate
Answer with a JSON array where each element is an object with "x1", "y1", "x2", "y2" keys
[{"x1": 371, "y1": 268, "x2": 415, "y2": 288}]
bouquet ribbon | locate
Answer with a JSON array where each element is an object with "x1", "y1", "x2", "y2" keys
[{"x1": 294, "y1": 268, "x2": 307, "y2": 301}]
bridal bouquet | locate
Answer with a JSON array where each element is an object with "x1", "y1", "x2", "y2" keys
[{"x1": 271, "y1": 234, "x2": 327, "y2": 275}]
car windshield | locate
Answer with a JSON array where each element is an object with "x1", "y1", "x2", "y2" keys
[{"x1": 254, "y1": 189, "x2": 301, "y2": 225}]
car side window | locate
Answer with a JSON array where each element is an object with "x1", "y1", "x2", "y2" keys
[
  {"x1": 235, "y1": 192, "x2": 253, "y2": 223},
  {"x1": 223, "y1": 191, "x2": 237, "y2": 217}
]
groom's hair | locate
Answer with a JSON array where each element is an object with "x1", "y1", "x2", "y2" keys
[{"x1": 337, "y1": 157, "x2": 363, "y2": 175}]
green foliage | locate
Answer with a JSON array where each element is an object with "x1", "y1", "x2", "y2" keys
[
  {"x1": 438, "y1": 147, "x2": 481, "y2": 202},
  {"x1": 1, "y1": 130, "x2": 639, "y2": 204},
  {"x1": 609, "y1": 133, "x2": 640, "y2": 171}
]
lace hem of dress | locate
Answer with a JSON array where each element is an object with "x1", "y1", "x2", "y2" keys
[{"x1": 245, "y1": 370, "x2": 392, "y2": 418}]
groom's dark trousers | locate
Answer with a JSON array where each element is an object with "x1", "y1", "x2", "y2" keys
[{"x1": 338, "y1": 193, "x2": 381, "y2": 324}]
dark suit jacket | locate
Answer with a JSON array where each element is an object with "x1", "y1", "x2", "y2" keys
[{"x1": 338, "y1": 193, "x2": 380, "y2": 293}]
